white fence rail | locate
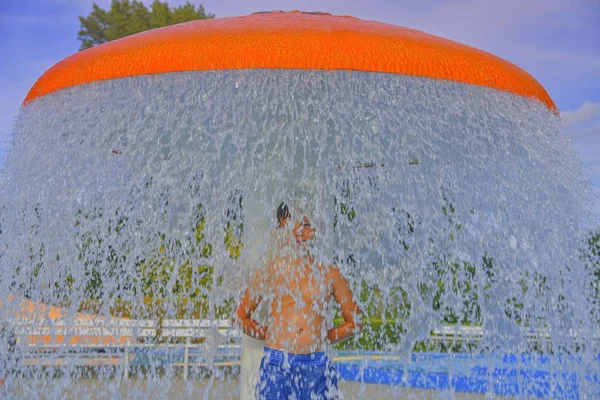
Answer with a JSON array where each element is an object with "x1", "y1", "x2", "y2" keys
[
  {"x1": 9, "y1": 320, "x2": 599, "y2": 379},
  {"x1": 13, "y1": 319, "x2": 239, "y2": 340},
  {"x1": 431, "y1": 325, "x2": 600, "y2": 343},
  {"x1": 11, "y1": 319, "x2": 241, "y2": 379}
]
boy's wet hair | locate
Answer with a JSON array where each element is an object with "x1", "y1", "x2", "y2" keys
[{"x1": 277, "y1": 202, "x2": 290, "y2": 225}]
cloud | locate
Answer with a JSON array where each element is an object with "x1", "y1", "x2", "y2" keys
[
  {"x1": 561, "y1": 101, "x2": 600, "y2": 139},
  {"x1": 561, "y1": 101, "x2": 600, "y2": 126}
]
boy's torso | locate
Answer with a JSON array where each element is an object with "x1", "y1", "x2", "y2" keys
[{"x1": 262, "y1": 257, "x2": 333, "y2": 354}]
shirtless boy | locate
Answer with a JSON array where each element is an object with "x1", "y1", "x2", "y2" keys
[{"x1": 233, "y1": 202, "x2": 363, "y2": 399}]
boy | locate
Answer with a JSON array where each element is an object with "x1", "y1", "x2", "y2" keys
[{"x1": 234, "y1": 202, "x2": 362, "y2": 399}]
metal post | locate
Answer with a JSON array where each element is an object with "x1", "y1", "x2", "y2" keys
[
  {"x1": 183, "y1": 337, "x2": 191, "y2": 380},
  {"x1": 124, "y1": 349, "x2": 129, "y2": 379}
]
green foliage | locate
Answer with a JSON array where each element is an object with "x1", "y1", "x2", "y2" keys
[
  {"x1": 356, "y1": 281, "x2": 410, "y2": 322},
  {"x1": 64, "y1": 184, "x2": 245, "y2": 320},
  {"x1": 71, "y1": 207, "x2": 130, "y2": 301},
  {"x1": 33, "y1": 160, "x2": 600, "y2": 343},
  {"x1": 427, "y1": 260, "x2": 482, "y2": 325},
  {"x1": 224, "y1": 189, "x2": 244, "y2": 259},
  {"x1": 332, "y1": 318, "x2": 474, "y2": 352},
  {"x1": 224, "y1": 221, "x2": 243, "y2": 259},
  {"x1": 584, "y1": 229, "x2": 600, "y2": 323},
  {"x1": 78, "y1": 0, "x2": 214, "y2": 50},
  {"x1": 135, "y1": 203, "x2": 214, "y2": 300},
  {"x1": 334, "y1": 318, "x2": 405, "y2": 351},
  {"x1": 333, "y1": 179, "x2": 357, "y2": 230},
  {"x1": 584, "y1": 229, "x2": 600, "y2": 278}
]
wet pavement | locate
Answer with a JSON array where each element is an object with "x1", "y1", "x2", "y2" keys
[{"x1": 5, "y1": 377, "x2": 515, "y2": 399}]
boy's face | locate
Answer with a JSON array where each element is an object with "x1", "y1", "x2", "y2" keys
[{"x1": 292, "y1": 216, "x2": 315, "y2": 244}]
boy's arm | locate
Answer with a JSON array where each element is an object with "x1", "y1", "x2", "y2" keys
[
  {"x1": 232, "y1": 288, "x2": 267, "y2": 340},
  {"x1": 231, "y1": 270, "x2": 268, "y2": 340},
  {"x1": 327, "y1": 266, "x2": 363, "y2": 344}
]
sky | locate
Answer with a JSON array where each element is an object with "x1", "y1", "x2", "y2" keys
[{"x1": 0, "y1": 0, "x2": 599, "y2": 220}]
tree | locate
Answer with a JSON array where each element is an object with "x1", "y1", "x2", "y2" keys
[
  {"x1": 78, "y1": 0, "x2": 214, "y2": 50},
  {"x1": 583, "y1": 229, "x2": 600, "y2": 323}
]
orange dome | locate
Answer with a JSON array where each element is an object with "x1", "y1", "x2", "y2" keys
[{"x1": 24, "y1": 11, "x2": 555, "y2": 110}]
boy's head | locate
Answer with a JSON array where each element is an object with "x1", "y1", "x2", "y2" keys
[
  {"x1": 277, "y1": 181, "x2": 320, "y2": 243},
  {"x1": 276, "y1": 201, "x2": 316, "y2": 246}
]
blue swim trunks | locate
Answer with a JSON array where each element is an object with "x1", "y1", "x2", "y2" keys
[{"x1": 256, "y1": 347, "x2": 340, "y2": 400}]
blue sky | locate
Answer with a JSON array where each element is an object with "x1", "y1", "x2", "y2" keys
[{"x1": 1, "y1": 0, "x2": 599, "y2": 220}]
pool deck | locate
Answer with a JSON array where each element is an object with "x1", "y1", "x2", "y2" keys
[
  {"x1": 6, "y1": 377, "x2": 516, "y2": 399},
  {"x1": 13, "y1": 352, "x2": 598, "y2": 399}
]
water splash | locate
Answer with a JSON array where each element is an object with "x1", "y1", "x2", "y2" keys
[{"x1": 0, "y1": 70, "x2": 597, "y2": 398}]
